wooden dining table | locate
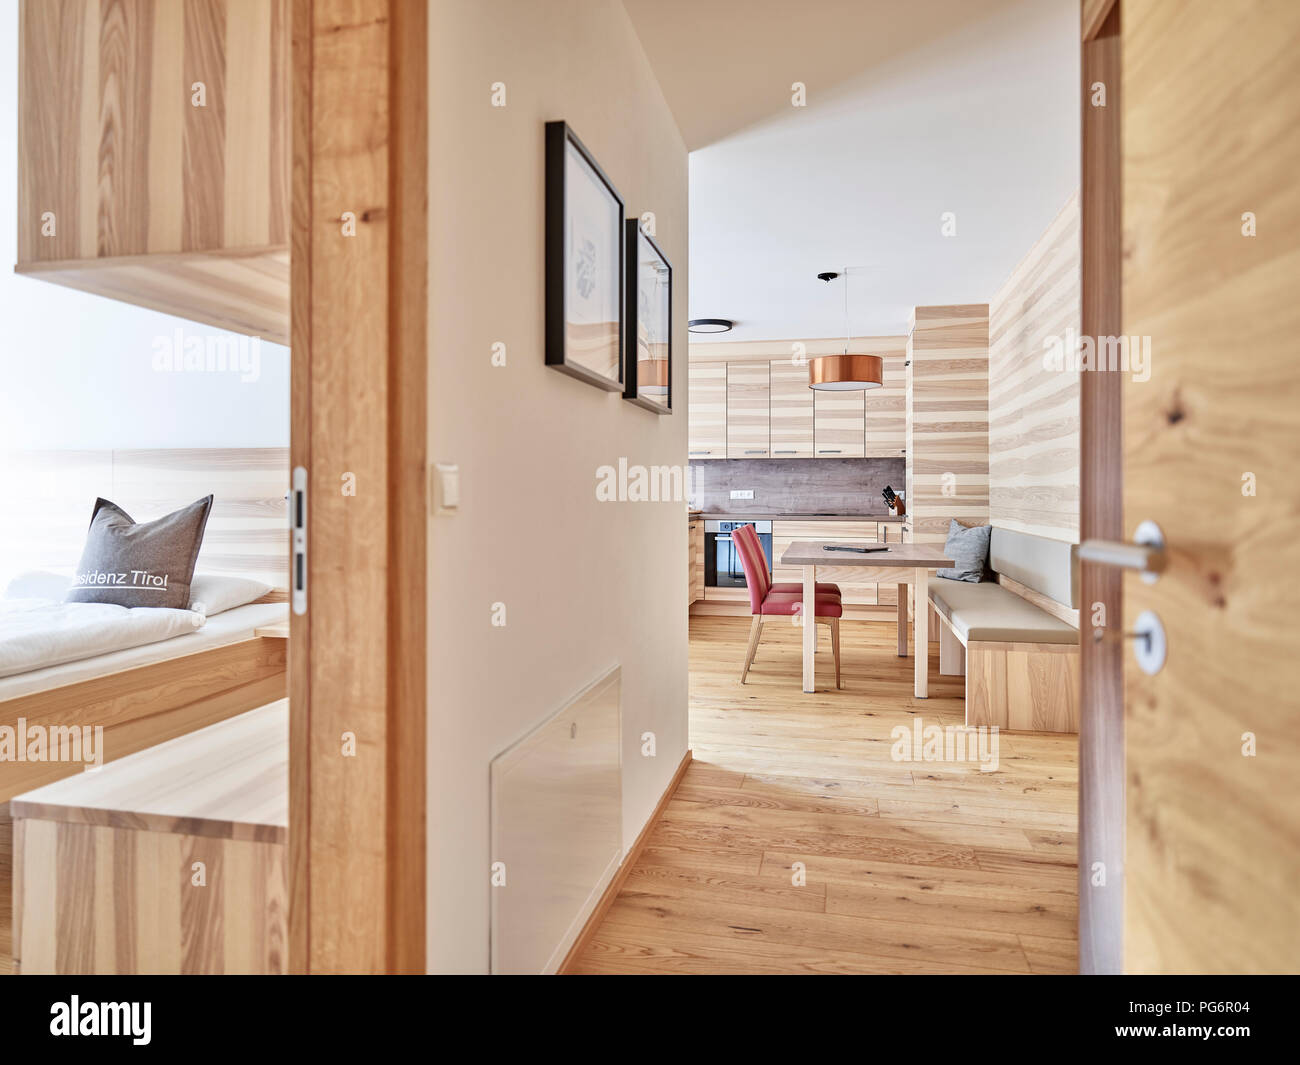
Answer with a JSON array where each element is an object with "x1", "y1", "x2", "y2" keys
[{"x1": 779, "y1": 541, "x2": 954, "y2": 697}]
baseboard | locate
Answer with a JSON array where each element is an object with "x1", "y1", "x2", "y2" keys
[{"x1": 557, "y1": 748, "x2": 693, "y2": 974}]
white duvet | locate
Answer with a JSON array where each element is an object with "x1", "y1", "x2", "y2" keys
[{"x1": 0, "y1": 597, "x2": 205, "y2": 679}]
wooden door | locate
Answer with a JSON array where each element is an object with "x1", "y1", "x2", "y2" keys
[
  {"x1": 769, "y1": 359, "x2": 814, "y2": 457},
  {"x1": 1078, "y1": 0, "x2": 1123, "y2": 975},
  {"x1": 1119, "y1": 0, "x2": 1300, "y2": 972},
  {"x1": 687, "y1": 361, "x2": 727, "y2": 458},
  {"x1": 726, "y1": 361, "x2": 770, "y2": 458},
  {"x1": 813, "y1": 389, "x2": 865, "y2": 458}
]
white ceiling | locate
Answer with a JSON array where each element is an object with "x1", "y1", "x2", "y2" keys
[{"x1": 623, "y1": 0, "x2": 1080, "y2": 341}]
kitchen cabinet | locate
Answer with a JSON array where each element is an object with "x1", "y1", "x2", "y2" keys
[
  {"x1": 768, "y1": 359, "x2": 814, "y2": 457},
  {"x1": 866, "y1": 351, "x2": 907, "y2": 457},
  {"x1": 689, "y1": 349, "x2": 905, "y2": 460},
  {"x1": 772, "y1": 520, "x2": 878, "y2": 603},
  {"x1": 726, "y1": 361, "x2": 770, "y2": 458},
  {"x1": 771, "y1": 520, "x2": 903, "y2": 606},
  {"x1": 688, "y1": 519, "x2": 704, "y2": 603},
  {"x1": 813, "y1": 389, "x2": 866, "y2": 457},
  {"x1": 688, "y1": 362, "x2": 727, "y2": 458},
  {"x1": 16, "y1": 0, "x2": 291, "y2": 342}
]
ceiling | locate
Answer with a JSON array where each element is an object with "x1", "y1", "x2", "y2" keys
[{"x1": 623, "y1": 0, "x2": 1080, "y2": 340}]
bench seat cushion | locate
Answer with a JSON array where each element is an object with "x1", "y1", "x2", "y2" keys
[{"x1": 929, "y1": 580, "x2": 1078, "y2": 645}]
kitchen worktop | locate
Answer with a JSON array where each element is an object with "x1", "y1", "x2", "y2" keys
[{"x1": 696, "y1": 512, "x2": 906, "y2": 522}]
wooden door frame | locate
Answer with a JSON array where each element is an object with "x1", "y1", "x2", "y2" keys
[
  {"x1": 1078, "y1": 0, "x2": 1123, "y2": 975},
  {"x1": 289, "y1": 0, "x2": 427, "y2": 974}
]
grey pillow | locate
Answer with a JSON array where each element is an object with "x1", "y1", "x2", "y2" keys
[
  {"x1": 66, "y1": 496, "x2": 213, "y2": 609},
  {"x1": 937, "y1": 519, "x2": 991, "y2": 583}
]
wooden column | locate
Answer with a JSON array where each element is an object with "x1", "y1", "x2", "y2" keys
[{"x1": 290, "y1": 0, "x2": 427, "y2": 974}]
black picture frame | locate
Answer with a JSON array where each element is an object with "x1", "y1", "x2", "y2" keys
[
  {"x1": 623, "y1": 220, "x2": 673, "y2": 415},
  {"x1": 544, "y1": 121, "x2": 625, "y2": 392}
]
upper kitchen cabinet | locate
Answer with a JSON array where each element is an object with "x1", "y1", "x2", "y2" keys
[
  {"x1": 688, "y1": 361, "x2": 727, "y2": 458},
  {"x1": 865, "y1": 349, "x2": 907, "y2": 457},
  {"x1": 726, "y1": 361, "x2": 770, "y2": 458},
  {"x1": 813, "y1": 389, "x2": 865, "y2": 457},
  {"x1": 16, "y1": 0, "x2": 290, "y2": 343},
  {"x1": 768, "y1": 359, "x2": 814, "y2": 457}
]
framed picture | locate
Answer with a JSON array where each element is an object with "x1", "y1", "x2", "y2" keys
[
  {"x1": 623, "y1": 220, "x2": 673, "y2": 415},
  {"x1": 545, "y1": 121, "x2": 625, "y2": 391}
]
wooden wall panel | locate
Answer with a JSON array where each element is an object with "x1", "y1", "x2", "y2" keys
[
  {"x1": 905, "y1": 305, "x2": 990, "y2": 546},
  {"x1": 1122, "y1": 0, "x2": 1300, "y2": 974},
  {"x1": 2, "y1": 447, "x2": 288, "y2": 589},
  {"x1": 989, "y1": 192, "x2": 1082, "y2": 542}
]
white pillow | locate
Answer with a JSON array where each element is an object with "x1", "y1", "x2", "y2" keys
[
  {"x1": 4, "y1": 570, "x2": 73, "y2": 601},
  {"x1": 188, "y1": 574, "x2": 273, "y2": 616}
]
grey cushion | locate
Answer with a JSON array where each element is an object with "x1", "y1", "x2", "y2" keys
[
  {"x1": 988, "y1": 527, "x2": 1078, "y2": 608},
  {"x1": 929, "y1": 580, "x2": 1078, "y2": 645},
  {"x1": 66, "y1": 496, "x2": 213, "y2": 609},
  {"x1": 936, "y1": 519, "x2": 992, "y2": 583}
]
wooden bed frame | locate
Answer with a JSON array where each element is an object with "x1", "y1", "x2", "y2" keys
[
  {"x1": 0, "y1": 447, "x2": 290, "y2": 972},
  {"x1": 0, "y1": 628, "x2": 287, "y2": 804}
]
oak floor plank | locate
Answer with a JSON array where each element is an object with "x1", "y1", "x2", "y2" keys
[{"x1": 570, "y1": 616, "x2": 1079, "y2": 974}]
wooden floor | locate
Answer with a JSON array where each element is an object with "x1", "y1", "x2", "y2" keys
[{"x1": 569, "y1": 615, "x2": 1079, "y2": 974}]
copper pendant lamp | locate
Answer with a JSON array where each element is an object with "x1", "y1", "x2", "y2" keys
[{"x1": 808, "y1": 270, "x2": 883, "y2": 390}]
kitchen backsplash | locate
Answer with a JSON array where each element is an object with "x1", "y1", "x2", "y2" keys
[{"x1": 688, "y1": 458, "x2": 906, "y2": 516}]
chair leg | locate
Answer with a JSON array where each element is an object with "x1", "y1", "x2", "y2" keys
[
  {"x1": 740, "y1": 615, "x2": 763, "y2": 683},
  {"x1": 830, "y1": 618, "x2": 842, "y2": 689}
]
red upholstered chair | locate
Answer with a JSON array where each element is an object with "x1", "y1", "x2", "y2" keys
[{"x1": 731, "y1": 523, "x2": 843, "y2": 688}]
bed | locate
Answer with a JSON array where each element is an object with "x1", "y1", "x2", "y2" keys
[
  {"x1": 0, "y1": 447, "x2": 291, "y2": 803},
  {"x1": 0, "y1": 590, "x2": 288, "y2": 801},
  {"x1": 0, "y1": 443, "x2": 291, "y2": 974}
]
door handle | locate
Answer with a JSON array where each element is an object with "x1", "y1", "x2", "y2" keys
[{"x1": 1078, "y1": 520, "x2": 1166, "y2": 582}]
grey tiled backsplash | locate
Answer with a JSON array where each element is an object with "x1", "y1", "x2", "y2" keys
[{"x1": 688, "y1": 458, "x2": 905, "y2": 516}]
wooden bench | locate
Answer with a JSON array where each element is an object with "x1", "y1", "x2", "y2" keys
[
  {"x1": 928, "y1": 528, "x2": 1080, "y2": 733},
  {"x1": 9, "y1": 699, "x2": 287, "y2": 974}
]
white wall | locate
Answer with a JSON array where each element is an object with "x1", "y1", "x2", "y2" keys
[
  {"x1": 0, "y1": 0, "x2": 289, "y2": 452},
  {"x1": 427, "y1": 0, "x2": 689, "y2": 972}
]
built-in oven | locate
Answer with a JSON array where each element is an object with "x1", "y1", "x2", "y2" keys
[{"x1": 704, "y1": 520, "x2": 773, "y2": 589}]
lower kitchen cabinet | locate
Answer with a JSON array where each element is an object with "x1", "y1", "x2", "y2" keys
[
  {"x1": 688, "y1": 519, "x2": 705, "y2": 603},
  {"x1": 771, "y1": 520, "x2": 905, "y2": 607}
]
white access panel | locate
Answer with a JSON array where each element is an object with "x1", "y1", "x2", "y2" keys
[{"x1": 490, "y1": 665, "x2": 622, "y2": 974}]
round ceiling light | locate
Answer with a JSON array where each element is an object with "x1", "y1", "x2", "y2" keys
[{"x1": 688, "y1": 318, "x2": 734, "y2": 334}]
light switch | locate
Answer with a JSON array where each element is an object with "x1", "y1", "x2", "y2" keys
[{"x1": 433, "y1": 462, "x2": 460, "y2": 513}]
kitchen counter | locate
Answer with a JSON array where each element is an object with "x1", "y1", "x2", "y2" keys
[{"x1": 698, "y1": 512, "x2": 906, "y2": 523}]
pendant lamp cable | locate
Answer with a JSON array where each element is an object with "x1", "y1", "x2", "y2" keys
[{"x1": 843, "y1": 266, "x2": 850, "y2": 354}]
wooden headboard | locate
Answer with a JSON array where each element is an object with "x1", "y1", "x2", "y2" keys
[{"x1": 2, "y1": 448, "x2": 289, "y2": 591}]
